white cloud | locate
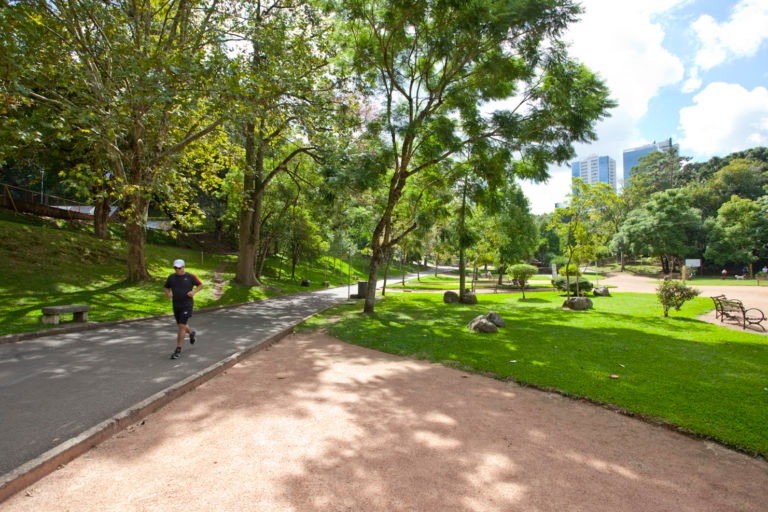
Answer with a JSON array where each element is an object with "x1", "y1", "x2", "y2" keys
[
  {"x1": 678, "y1": 82, "x2": 768, "y2": 157},
  {"x1": 566, "y1": 1, "x2": 684, "y2": 119},
  {"x1": 524, "y1": 1, "x2": 687, "y2": 214},
  {"x1": 691, "y1": 0, "x2": 768, "y2": 71}
]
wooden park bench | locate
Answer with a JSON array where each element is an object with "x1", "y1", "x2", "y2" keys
[
  {"x1": 710, "y1": 295, "x2": 765, "y2": 331},
  {"x1": 41, "y1": 304, "x2": 90, "y2": 325}
]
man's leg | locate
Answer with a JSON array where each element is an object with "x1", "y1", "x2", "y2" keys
[
  {"x1": 176, "y1": 323, "x2": 187, "y2": 347},
  {"x1": 171, "y1": 306, "x2": 192, "y2": 359}
]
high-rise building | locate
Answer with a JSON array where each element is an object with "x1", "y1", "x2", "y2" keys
[
  {"x1": 571, "y1": 154, "x2": 616, "y2": 191},
  {"x1": 622, "y1": 138, "x2": 678, "y2": 183}
]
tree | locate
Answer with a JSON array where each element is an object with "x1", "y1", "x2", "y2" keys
[
  {"x1": 508, "y1": 263, "x2": 537, "y2": 299},
  {"x1": 704, "y1": 195, "x2": 768, "y2": 272},
  {"x1": 550, "y1": 180, "x2": 593, "y2": 296},
  {"x1": 223, "y1": 0, "x2": 346, "y2": 286},
  {"x1": 687, "y1": 158, "x2": 768, "y2": 219},
  {"x1": 282, "y1": 204, "x2": 327, "y2": 280},
  {"x1": 623, "y1": 147, "x2": 692, "y2": 210},
  {"x1": 339, "y1": 0, "x2": 615, "y2": 314},
  {"x1": 618, "y1": 189, "x2": 702, "y2": 274},
  {"x1": 533, "y1": 212, "x2": 560, "y2": 265},
  {"x1": 4, "y1": 0, "x2": 227, "y2": 280},
  {"x1": 656, "y1": 280, "x2": 700, "y2": 318},
  {"x1": 493, "y1": 183, "x2": 538, "y2": 285},
  {"x1": 453, "y1": 166, "x2": 482, "y2": 301},
  {"x1": 583, "y1": 182, "x2": 628, "y2": 270}
]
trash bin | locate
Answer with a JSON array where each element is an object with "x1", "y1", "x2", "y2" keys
[{"x1": 357, "y1": 281, "x2": 368, "y2": 297}]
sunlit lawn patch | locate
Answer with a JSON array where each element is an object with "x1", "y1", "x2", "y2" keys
[{"x1": 303, "y1": 291, "x2": 768, "y2": 457}]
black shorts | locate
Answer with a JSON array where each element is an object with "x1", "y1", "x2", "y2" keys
[{"x1": 172, "y1": 302, "x2": 193, "y2": 325}]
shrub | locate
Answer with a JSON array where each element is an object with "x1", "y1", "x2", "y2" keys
[
  {"x1": 508, "y1": 264, "x2": 538, "y2": 287},
  {"x1": 509, "y1": 263, "x2": 538, "y2": 299},
  {"x1": 558, "y1": 264, "x2": 581, "y2": 278},
  {"x1": 552, "y1": 276, "x2": 593, "y2": 295},
  {"x1": 656, "y1": 280, "x2": 700, "y2": 317}
]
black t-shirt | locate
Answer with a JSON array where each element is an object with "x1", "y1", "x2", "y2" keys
[{"x1": 164, "y1": 272, "x2": 202, "y2": 304}]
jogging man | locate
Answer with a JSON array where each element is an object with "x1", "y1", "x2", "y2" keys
[{"x1": 163, "y1": 259, "x2": 203, "y2": 359}]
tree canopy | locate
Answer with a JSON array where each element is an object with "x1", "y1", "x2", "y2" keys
[{"x1": 337, "y1": 0, "x2": 614, "y2": 312}]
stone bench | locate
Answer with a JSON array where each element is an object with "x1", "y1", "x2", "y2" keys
[{"x1": 41, "y1": 304, "x2": 90, "y2": 325}]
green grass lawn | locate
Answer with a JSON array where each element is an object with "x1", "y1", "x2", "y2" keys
[
  {"x1": 301, "y1": 291, "x2": 768, "y2": 457},
  {"x1": 387, "y1": 273, "x2": 553, "y2": 291},
  {"x1": 0, "y1": 213, "x2": 371, "y2": 336}
]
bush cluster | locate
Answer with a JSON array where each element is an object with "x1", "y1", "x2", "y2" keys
[{"x1": 552, "y1": 276, "x2": 593, "y2": 294}]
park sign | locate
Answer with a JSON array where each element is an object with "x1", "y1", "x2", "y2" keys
[{"x1": 685, "y1": 259, "x2": 702, "y2": 268}]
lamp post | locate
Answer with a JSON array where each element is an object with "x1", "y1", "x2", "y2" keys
[{"x1": 347, "y1": 246, "x2": 352, "y2": 299}]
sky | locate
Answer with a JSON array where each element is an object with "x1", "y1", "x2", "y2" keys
[{"x1": 518, "y1": 0, "x2": 768, "y2": 214}]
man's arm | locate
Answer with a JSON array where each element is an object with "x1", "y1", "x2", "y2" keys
[{"x1": 188, "y1": 275, "x2": 203, "y2": 298}]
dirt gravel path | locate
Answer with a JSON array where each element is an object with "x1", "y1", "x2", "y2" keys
[{"x1": 5, "y1": 322, "x2": 767, "y2": 510}]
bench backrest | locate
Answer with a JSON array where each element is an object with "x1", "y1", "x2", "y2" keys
[{"x1": 720, "y1": 299, "x2": 744, "y2": 311}]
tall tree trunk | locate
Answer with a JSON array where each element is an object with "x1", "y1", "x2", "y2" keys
[
  {"x1": 401, "y1": 253, "x2": 406, "y2": 286},
  {"x1": 364, "y1": 243, "x2": 384, "y2": 314},
  {"x1": 93, "y1": 195, "x2": 110, "y2": 240},
  {"x1": 363, "y1": 170, "x2": 404, "y2": 314},
  {"x1": 458, "y1": 176, "x2": 468, "y2": 302},
  {"x1": 236, "y1": 122, "x2": 264, "y2": 286},
  {"x1": 458, "y1": 245, "x2": 467, "y2": 299},
  {"x1": 125, "y1": 192, "x2": 150, "y2": 281},
  {"x1": 382, "y1": 248, "x2": 392, "y2": 296}
]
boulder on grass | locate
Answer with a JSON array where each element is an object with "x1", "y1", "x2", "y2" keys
[
  {"x1": 593, "y1": 286, "x2": 610, "y2": 297},
  {"x1": 460, "y1": 293, "x2": 478, "y2": 305},
  {"x1": 443, "y1": 291, "x2": 460, "y2": 304},
  {"x1": 486, "y1": 311, "x2": 506, "y2": 328},
  {"x1": 468, "y1": 315, "x2": 498, "y2": 333},
  {"x1": 562, "y1": 297, "x2": 593, "y2": 310}
]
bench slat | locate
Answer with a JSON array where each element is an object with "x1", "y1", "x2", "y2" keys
[{"x1": 42, "y1": 305, "x2": 90, "y2": 314}]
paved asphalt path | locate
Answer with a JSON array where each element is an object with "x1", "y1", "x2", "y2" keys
[{"x1": 0, "y1": 284, "x2": 361, "y2": 496}]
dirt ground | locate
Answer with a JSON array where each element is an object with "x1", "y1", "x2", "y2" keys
[{"x1": 4, "y1": 274, "x2": 768, "y2": 511}]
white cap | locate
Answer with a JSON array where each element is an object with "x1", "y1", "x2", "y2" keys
[{"x1": 173, "y1": 259, "x2": 185, "y2": 268}]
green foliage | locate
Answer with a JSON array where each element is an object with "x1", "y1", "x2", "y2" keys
[
  {"x1": 558, "y1": 263, "x2": 581, "y2": 277},
  {"x1": 304, "y1": 291, "x2": 768, "y2": 457},
  {"x1": 507, "y1": 263, "x2": 537, "y2": 298},
  {"x1": 552, "y1": 276, "x2": 593, "y2": 294},
  {"x1": 618, "y1": 189, "x2": 702, "y2": 273},
  {"x1": 704, "y1": 194, "x2": 768, "y2": 268},
  {"x1": 339, "y1": 0, "x2": 614, "y2": 312},
  {"x1": 508, "y1": 264, "x2": 538, "y2": 285},
  {"x1": 656, "y1": 280, "x2": 701, "y2": 317}
]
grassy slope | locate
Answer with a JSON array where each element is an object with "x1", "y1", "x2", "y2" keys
[{"x1": 0, "y1": 211, "x2": 368, "y2": 336}]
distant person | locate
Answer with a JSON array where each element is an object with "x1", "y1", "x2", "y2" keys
[
  {"x1": 163, "y1": 259, "x2": 203, "y2": 360},
  {"x1": 721, "y1": 268, "x2": 728, "y2": 280},
  {"x1": 763, "y1": 266, "x2": 767, "y2": 274}
]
